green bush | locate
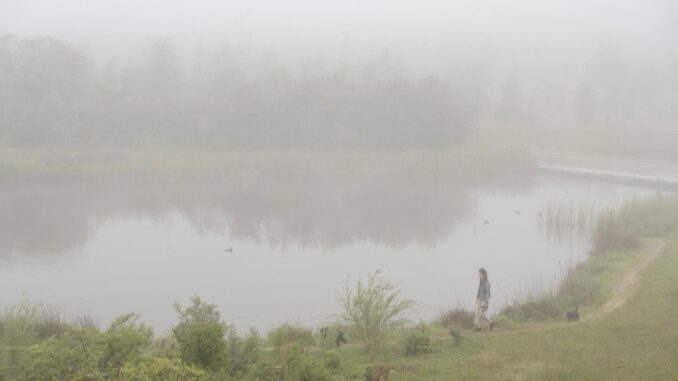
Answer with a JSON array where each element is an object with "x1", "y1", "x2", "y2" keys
[
  {"x1": 120, "y1": 357, "x2": 207, "y2": 381},
  {"x1": 449, "y1": 325, "x2": 463, "y2": 346},
  {"x1": 296, "y1": 356, "x2": 330, "y2": 381},
  {"x1": 323, "y1": 351, "x2": 341, "y2": 370},
  {"x1": 490, "y1": 315, "x2": 513, "y2": 330},
  {"x1": 173, "y1": 296, "x2": 227, "y2": 371},
  {"x1": 403, "y1": 322, "x2": 432, "y2": 356},
  {"x1": 268, "y1": 323, "x2": 314, "y2": 348},
  {"x1": 17, "y1": 325, "x2": 103, "y2": 381},
  {"x1": 338, "y1": 268, "x2": 416, "y2": 354},
  {"x1": 101, "y1": 313, "x2": 153, "y2": 378},
  {"x1": 225, "y1": 327, "x2": 260, "y2": 376}
]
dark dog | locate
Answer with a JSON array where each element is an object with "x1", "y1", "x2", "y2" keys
[
  {"x1": 335, "y1": 329, "x2": 347, "y2": 347},
  {"x1": 566, "y1": 307, "x2": 579, "y2": 322}
]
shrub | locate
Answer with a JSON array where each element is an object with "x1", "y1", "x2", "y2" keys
[
  {"x1": 248, "y1": 360, "x2": 283, "y2": 381},
  {"x1": 225, "y1": 327, "x2": 260, "y2": 376},
  {"x1": 436, "y1": 306, "x2": 475, "y2": 329},
  {"x1": 403, "y1": 322, "x2": 432, "y2": 356},
  {"x1": 449, "y1": 325, "x2": 463, "y2": 346},
  {"x1": 323, "y1": 351, "x2": 341, "y2": 370},
  {"x1": 17, "y1": 325, "x2": 103, "y2": 381},
  {"x1": 173, "y1": 296, "x2": 227, "y2": 371},
  {"x1": 338, "y1": 268, "x2": 416, "y2": 354},
  {"x1": 268, "y1": 323, "x2": 314, "y2": 348},
  {"x1": 490, "y1": 315, "x2": 512, "y2": 330},
  {"x1": 296, "y1": 356, "x2": 330, "y2": 381},
  {"x1": 101, "y1": 313, "x2": 154, "y2": 378},
  {"x1": 120, "y1": 357, "x2": 207, "y2": 381}
]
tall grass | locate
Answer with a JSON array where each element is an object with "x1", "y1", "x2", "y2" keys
[
  {"x1": 503, "y1": 195, "x2": 678, "y2": 321},
  {"x1": 435, "y1": 305, "x2": 475, "y2": 329},
  {"x1": 592, "y1": 194, "x2": 678, "y2": 254},
  {"x1": 540, "y1": 199, "x2": 597, "y2": 244}
]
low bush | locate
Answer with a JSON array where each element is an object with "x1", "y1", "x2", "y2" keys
[
  {"x1": 268, "y1": 323, "x2": 314, "y2": 348},
  {"x1": 403, "y1": 322, "x2": 432, "y2": 356},
  {"x1": 436, "y1": 306, "x2": 475, "y2": 329},
  {"x1": 449, "y1": 325, "x2": 464, "y2": 346},
  {"x1": 323, "y1": 351, "x2": 341, "y2": 370}
]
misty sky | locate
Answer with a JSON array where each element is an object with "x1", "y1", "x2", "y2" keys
[{"x1": 2, "y1": 0, "x2": 676, "y2": 70}]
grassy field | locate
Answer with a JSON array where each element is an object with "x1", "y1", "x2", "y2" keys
[{"x1": 293, "y1": 237, "x2": 677, "y2": 380}]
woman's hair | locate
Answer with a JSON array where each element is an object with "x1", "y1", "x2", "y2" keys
[{"x1": 479, "y1": 267, "x2": 488, "y2": 282}]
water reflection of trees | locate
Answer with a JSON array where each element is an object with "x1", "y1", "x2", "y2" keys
[{"x1": 0, "y1": 175, "x2": 472, "y2": 258}]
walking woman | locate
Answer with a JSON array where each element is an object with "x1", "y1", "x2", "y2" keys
[{"x1": 474, "y1": 267, "x2": 494, "y2": 331}]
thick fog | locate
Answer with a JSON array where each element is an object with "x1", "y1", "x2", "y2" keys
[{"x1": 1, "y1": 0, "x2": 677, "y2": 148}]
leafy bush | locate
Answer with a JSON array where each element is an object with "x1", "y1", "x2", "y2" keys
[
  {"x1": 338, "y1": 268, "x2": 415, "y2": 354},
  {"x1": 101, "y1": 313, "x2": 154, "y2": 378},
  {"x1": 225, "y1": 327, "x2": 260, "y2": 376},
  {"x1": 403, "y1": 322, "x2": 432, "y2": 356},
  {"x1": 120, "y1": 357, "x2": 207, "y2": 381},
  {"x1": 296, "y1": 356, "x2": 330, "y2": 381},
  {"x1": 173, "y1": 296, "x2": 227, "y2": 371},
  {"x1": 17, "y1": 325, "x2": 103, "y2": 381},
  {"x1": 489, "y1": 315, "x2": 513, "y2": 330},
  {"x1": 323, "y1": 351, "x2": 341, "y2": 370},
  {"x1": 449, "y1": 325, "x2": 464, "y2": 346},
  {"x1": 268, "y1": 323, "x2": 314, "y2": 348}
]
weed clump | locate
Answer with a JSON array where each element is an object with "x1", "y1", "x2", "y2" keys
[
  {"x1": 436, "y1": 306, "x2": 475, "y2": 329},
  {"x1": 403, "y1": 322, "x2": 432, "y2": 356}
]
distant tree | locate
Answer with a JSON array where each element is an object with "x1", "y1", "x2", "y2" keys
[{"x1": 0, "y1": 36, "x2": 90, "y2": 143}]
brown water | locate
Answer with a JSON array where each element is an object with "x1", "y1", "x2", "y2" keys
[{"x1": 0, "y1": 175, "x2": 661, "y2": 332}]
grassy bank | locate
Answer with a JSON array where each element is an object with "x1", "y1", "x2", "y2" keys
[
  {"x1": 1, "y1": 197, "x2": 677, "y2": 380},
  {"x1": 0, "y1": 142, "x2": 534, "y2": 183}
]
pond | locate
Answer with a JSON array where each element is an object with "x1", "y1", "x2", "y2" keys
[{"x1": 0, "y1": 174, "x2": 662, "y2": 332}]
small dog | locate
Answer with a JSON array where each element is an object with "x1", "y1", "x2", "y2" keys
[
  {"x1": 566, "y1": 306, "x2": 579, "y2": 322},
  {"x1": 335, "y1": 329, "x2": 347, "y2": 347}
]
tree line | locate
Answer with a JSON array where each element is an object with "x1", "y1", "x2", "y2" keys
[{"x1": 0, "y1": 36, "x2": 471, "y2": 149}]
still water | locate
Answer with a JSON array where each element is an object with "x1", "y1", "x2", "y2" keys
[{"x1": 0, "y1": 175, "x2": 661, "y2": 332}]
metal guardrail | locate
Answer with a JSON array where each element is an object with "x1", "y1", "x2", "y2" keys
[{"x1": 534, "y1": 150, "x2": 678, "y2": 190}]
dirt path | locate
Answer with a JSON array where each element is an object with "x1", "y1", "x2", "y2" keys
[{"x1": 586, "y1": 239, "x2": 666, "y2": 321}]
